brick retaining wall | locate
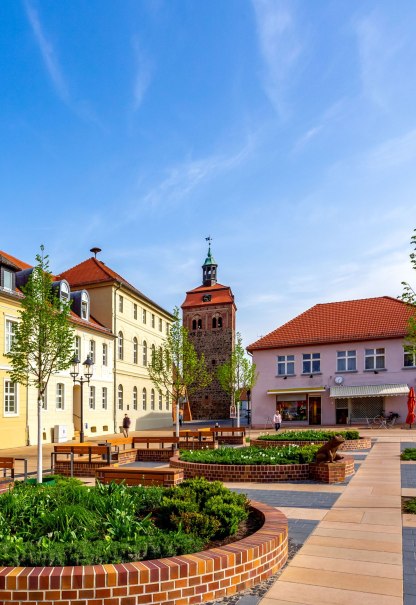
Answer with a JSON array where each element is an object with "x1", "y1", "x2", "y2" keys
[
  {"x1": 171, "y1": 456, "x2": 354, "y2": 484},
  {"x1": 0, "y1": 501, "x2": 288, "y2": 605},
  {"x1": 251, "y1": 437, "x2": 371, "y2": 450}
]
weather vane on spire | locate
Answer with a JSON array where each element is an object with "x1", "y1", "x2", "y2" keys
[{"x1": 205, "y1": 235, "x2": 212, "y2": 245}]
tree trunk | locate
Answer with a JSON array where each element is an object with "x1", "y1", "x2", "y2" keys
[{"x1": 37, "y1": 395, "x2": 43, "y2": 484}]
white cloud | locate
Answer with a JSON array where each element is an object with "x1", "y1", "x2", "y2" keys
[
  {"x1": 132, "y1": 38, "x2": 152, "y2": 111},
  {"x1": 24, "y1": 0, "x2": 69, "y2": 102},
  {"x1": 252, "y1": 0, "x2": 302, "y2": 117},
  {"x1": 354, "y1": 11, "x2": 402, "y2": 110}
]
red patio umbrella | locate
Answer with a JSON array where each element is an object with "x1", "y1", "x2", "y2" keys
[{"x1": 406, "y1": 387, "x2": 416, "y2": 429}]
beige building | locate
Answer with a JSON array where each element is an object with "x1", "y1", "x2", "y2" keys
[
  {"x1": 0, "y1": 252, "x2": 28, "y2": 448},
  {"x1": 0, "y1": 250, "x2": 115, "y2": 447},
  {"x1": 59, "y1": 253, "x2": 174, "y2": 431}
]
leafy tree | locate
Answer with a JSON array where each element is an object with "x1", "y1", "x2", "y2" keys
[
  {"x1": 217, "y1": 333, "x2": 257, "y2": 427},
  {"x1": 148, "y1": 307, "x2": 211, "y2": 436},
  {"x1": 401, "y1": 229, "x2": 416, "y2": 348},
  {"x1": 7, "y1": 246, "x2": 74, "y2": 482}
]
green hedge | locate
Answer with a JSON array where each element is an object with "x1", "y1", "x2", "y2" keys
[
  {"x1": 179, "y1": 445, "x2": 320, "y2": 465},
  {"x1": 401, "y1": 448, "x2": 416, "y2": 461},
  {"x1": 0, "y1": 477, "x2": 248, "y2": 566},
  {"x1": 257, "y1": 429, "x2": 360, "y2": 442}
]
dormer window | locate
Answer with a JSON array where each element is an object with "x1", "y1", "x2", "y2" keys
[
  {"x1": 81, "y1": 292, "x2": 89, "y2": 320},
  {"x1": 60, "y1": 281, "x2": 70, "y2": 303},
  {"x1": 2, "y1": 269, "x2": 14, "y2": 291}
]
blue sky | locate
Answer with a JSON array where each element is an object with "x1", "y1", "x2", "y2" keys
[{"x1": 1, "y1": 0, "x2": 416, "y2": 346}]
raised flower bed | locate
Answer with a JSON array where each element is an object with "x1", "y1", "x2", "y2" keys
[
  {"x1": 171, "y1": 446, "x2": 354, "y2": 484},
  {"x1": 252, "y1": 429, "x2": 371, "y2": 450}
]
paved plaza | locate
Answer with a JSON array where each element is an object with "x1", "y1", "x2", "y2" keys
[{"x1": 1, "y1": 427, "x2": 416, "y2": 605}]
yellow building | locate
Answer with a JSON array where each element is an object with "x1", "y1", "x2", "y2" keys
[
  {"x1": 0, "y1": 250, "x2": 115, "y2": 447},
  {"x1": 59, "y1": 253, "x2": 174, "y2": 431},
  {"x1": 0, "y1": 252, "x2": 30, "y2": 447}
]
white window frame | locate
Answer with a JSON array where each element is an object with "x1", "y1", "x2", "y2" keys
[
  {"x1": 74, "y1": 336, "x2": 81, "y2": 359},
  {"x1": 89, "y1": 385, "x2": 96, "y2": 409},
  {"x1": 89, "y1": 340, "x2": 96, "y2": 364},
  {"x1": 404, "y1": 347, "x2": 416, "y2": 368},
  {"x1": 277, "y1": 355, "x2": 295, "y2": 376},
  {"x1": 81, "y1": 292, "x2": 89, "y2": 320},
  {"x1": 133, "y1": 337, "x2": 138, "y2": 364},
  {"x1": 4, "y1": 380, "x2": 18, "y2": 415},
  {"x1": 337, "y1": 350, "x2": 357, "y2": 372},
  {"x1": 151, "y1": 388, "x2": 155, "y2": 410},
  {"x1": 142, "y1": 387, "x2": 147, "y2": 410},
  {"x1": 143, "y1": 341, "x2": 148, "y2": 366},
  {"x1": 60, "y1": 282, "x2": 70, "y2": 303},
  {"x1": 365, "y1": 348, "x2": 385, "y2": 370},
  {"x1": 166, "y1": 392, "x2": 170, "y2": 410},
  {"x1": 142, "y1": 309, "x2": 147, "y2": 324},
  {"x1": 158, "y1": 391, "x2": 163, "y2": 410},
  {"x1": 133, "y1": 386, "x2": 138, "y2": 410},
  {"x1": 56, "y1": 383, "x2": 65, "y2": 410},
  {"x1": 119, "y1": 295, "x2": 124, "y2": 313},
  {"x1": 102, "y1": 343, "x2": 108, "y2": 366},
  {"x1": 102, "y1": 387, "x2": 108, "y2": 410},
  {"x1": 5, "y1": 318, "x2": 17, "y2": 353},
  {"x1": 118, "y1": 384, "x2": 123, "y2": 410},
  {"x1": 302, "y1": 353, "x2": 321, "y2": 374},
  {"x1": 151, "y1": 314, "x2": 155, "y2": 328},
  {"x1": 3, "y1": 269, "x2": 13, "y2": 291},
  {"x1": 159, "y1": 318, "x2": 163, "y2": 332},
  {"x1": 134, "y1": 303, "x2": 138, "y2": 320},
  {"x1": 118, "y1": 332, "x2": 124, "y2": 360}
]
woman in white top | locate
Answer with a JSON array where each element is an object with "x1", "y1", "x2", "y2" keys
[{"x1": 273, "y1": 410, "x2": 282, "y2": 431}]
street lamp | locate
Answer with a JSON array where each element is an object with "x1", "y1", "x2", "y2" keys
[
  {"x1": 70, "y1": 354, "x2": 94, "y2": 443},
  {"x1": 247, "y1": 389, "x2": 251, "y2": 428}
]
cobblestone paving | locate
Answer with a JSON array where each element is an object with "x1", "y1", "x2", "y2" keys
[
  {"x1": 230, "y1": 488, "x2": 341, "y2": 509},
  {"x1": 401, "y1": 443, "x2": 416, "y2": 604},
  {"x1": 403, "y1": 527, "x2": 416, "y2": 605}
]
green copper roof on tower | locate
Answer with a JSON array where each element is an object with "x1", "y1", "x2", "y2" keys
[{"x1": 203, "y1": 245, "x2": 216, "y2": 267}]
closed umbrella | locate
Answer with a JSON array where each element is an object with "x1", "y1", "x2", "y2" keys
[{"x1": 406, "y1": 387, "x2": 416, "y2": 429}]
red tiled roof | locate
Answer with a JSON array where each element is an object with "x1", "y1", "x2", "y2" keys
[
  {"x1": 0, "y1": 250, "x2": 112, "y2": 336},
  {"x1": 0, "y1": 250, "x2": 32, "y2": 270},
  {"x1": 181, "y1": 283, "x2": 236, "y2": 308},
  {"x1": 247, "y1": 296, "x2": 415, "y2": 351},
  {"x1": 58, "y1": 257, "x2": 173, "y2": 318}
]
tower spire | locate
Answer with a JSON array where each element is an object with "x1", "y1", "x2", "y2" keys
[{"x1": 202, "y1": 236, "x2": 217, "y2": 286}]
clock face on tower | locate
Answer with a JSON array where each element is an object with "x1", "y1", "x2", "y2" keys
[{"x1": 202, "y1": 294, "x2": 211, "y2": 302}]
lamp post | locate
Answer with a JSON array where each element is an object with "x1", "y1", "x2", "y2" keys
[
  {"x1": 70, "y1": 355, "x2": 94, "y2": 443},
  {"x1": 247, "y1": 389, "x2": 251, "y2": 428}
]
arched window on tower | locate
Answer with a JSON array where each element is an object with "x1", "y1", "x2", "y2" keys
[
  {"x1": 212, "y1": 313, "x2": 223, "y2": 329},
  {"x1": 192, "y1": 319, "x2": 197, "y2": 330},
  {"x1": 197, "y1": 318, "x2": 202, "y2": 329}
]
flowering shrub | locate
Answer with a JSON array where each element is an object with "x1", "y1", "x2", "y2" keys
[
  {"x1": 257, "y1": 429, "x2": 360, "y2": 442},
  {"x1": 179, "y1": 445, "x2": 320, "y2": 465}
]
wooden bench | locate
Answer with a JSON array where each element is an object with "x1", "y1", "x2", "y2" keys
[
  {"x1": 210, "y1": 426, "x2": 246, "y2": 445},
  {"x1": 95, "y1": 466, "x2": 184, "y2": 487},
  {"x1": 51, "y1": 444, "x2": 113, "y2": 476},
  {"x1": 132, "y1": 436, "x2": 180, "y2": 449},
  {"x1": 0, "y1": 457, "x2": 28, "y2": 481},
  {"x1": 178, "y1": 430, "x2": 214, "y2": 443}
]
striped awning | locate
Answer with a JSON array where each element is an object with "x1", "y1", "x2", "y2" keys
[
  {"x1": 330, "y1": 384, "x2": 409, "y2": 399},
  {"x1": 267, "y1": 387, "x2": 326, "y2": 396}
]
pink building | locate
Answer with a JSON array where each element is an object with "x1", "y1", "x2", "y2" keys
[{"x1": 247, "y1": 297, "x2": 415, "y2": 427}]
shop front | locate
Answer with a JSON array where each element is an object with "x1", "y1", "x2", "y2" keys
[
  {"x1": 330, "y1": 384, "x2": 409, "y2": 424},
  {"x1": 267, "y1": 387, "x2": 326, "y2": 426}
]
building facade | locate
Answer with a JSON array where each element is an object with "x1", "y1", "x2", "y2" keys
[
  {"x1": 182, "y1": 245, "x2": 236, "y2": 419},
  {"x1": 0, "y1": 253, "x2": 28, "y2": 447},
  {"x1": 59, "y1": 253, "x2": 174, "y2": 431},
  {"x1": 248, "y1": 297, "x2": 415, "y2": 427},
  {"x1": 0, "y1": 250, "x2": 115, "y2": 446}
]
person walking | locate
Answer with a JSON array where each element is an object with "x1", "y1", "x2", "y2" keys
[
  {"x1": 122, "y1": 413, "x2": 131, "y2": 437},
  {"x1": 178, "y1": 411, "x2": 184, "y2": 427},
  {"x1": 273, "y1": 409, "x2": 282, "y2": 431}
]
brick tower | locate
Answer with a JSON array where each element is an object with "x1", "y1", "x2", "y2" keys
[{"x1": 181, "y1": 241, "x2": 236, "y2": 419}]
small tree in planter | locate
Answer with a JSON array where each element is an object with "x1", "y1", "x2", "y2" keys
[
  {"x1": 217, "y1": 333, "x2": 257, "y2": 427},
  {"x1": 149, "y1": 307, "x2": 212, "y2": 438},
  {"x1": 7, "y1": 246, "x2": 74, "y2": 483}
]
